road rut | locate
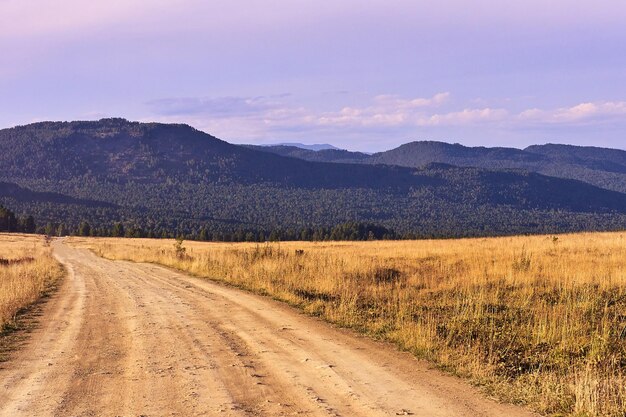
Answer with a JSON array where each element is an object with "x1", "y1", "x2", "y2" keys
[{"x1": 0, "y1": 242, "x2": 537, "y2": 417}]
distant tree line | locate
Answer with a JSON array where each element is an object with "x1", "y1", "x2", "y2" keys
[
  {"x1": 6, "y1": 197, "x2": 626, "y2": 242},
  {"x1": 0, "y1": 205, "x2": 36, "y2": 233},
  {"x1": 0, "y1": 203, "x2": 402, "y2": 241},
  {"x1": 37, "y1": 219, "x2": 399, "y2": 242}
]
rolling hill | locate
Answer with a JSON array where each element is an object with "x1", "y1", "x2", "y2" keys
[
  {"x1": 267, "y1": 142, "x2": 342, "y2": 151},
  {"x1": 255, "y1": 141, "x2": 626, "y2": 194},
  {"x1": 2, "y1": 119, "x2": 626, "y2": 238},
  {"x1": 369, "y1": 141, "x2": 626, "y2": 193},
  {"x1": 245, "y1": 144, "x2": 370, "y2": 163}
]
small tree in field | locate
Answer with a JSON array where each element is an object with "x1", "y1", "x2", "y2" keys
[{"x1": 174, "y1": 237, "x2": 186, "y2": 259}]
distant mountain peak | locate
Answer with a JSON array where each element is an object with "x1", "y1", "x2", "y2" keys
[{"x1": 265, "y1": 142, "x2": 341, "y2": 151}]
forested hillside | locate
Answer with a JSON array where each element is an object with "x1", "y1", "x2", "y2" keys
[
  {"x1": 368, "y1": 141, "x2": 626, "y2": 193},
  {"x1": 246, "y1": 145, "x2": 370, "y2": 163},
  {"x1": 2, "y1": 119, "x2": 626, "y2": 239},
  {"x1": 256, "y1": 141, "x2": 626, "y2": 193}
]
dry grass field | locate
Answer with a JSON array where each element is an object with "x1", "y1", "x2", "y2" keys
[
  {"x1": 0, "y1": 234, "x2": 63, "y2": 332},
  {"x1": 75, "y1": 232, "x2": 626, "y2": 416}
]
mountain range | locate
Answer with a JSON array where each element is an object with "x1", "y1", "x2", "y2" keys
[
  {"x1": 253, "y1": 141, "x2": 626, "y2": 193},
  {"x1": 263, "y1": 142, "x2": 342, "y2": 151},
  {"x1": 1, "y1": 118, "x2": 626, "y2": 238}
]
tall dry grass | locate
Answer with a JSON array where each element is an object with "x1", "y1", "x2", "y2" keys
[
  {"x1": 75, "y1": 232, "x2": 626, "y2": 416},
  {"x1": 0, "y1": 234, "x2": 63, "y2": 330}
]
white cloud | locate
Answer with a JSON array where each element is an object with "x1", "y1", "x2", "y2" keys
[
  {"x1": 147, "y1": 92, "x2": 452, "y2": 131},
  {"x1": 518, "y1": 101, "x2": 626, "y2": 125},
  {"x1": 420, "y1": 108, "x2": 509, "y2": 126},
  {"x1": 145, "y1": 94, "x2": 626, "y2": 145},
  {"x1": 147, "y1": 96, "x2": 277, "y2": 117},
  {"x1": 313, "y1": 92, "x2": 452, "y2": 128},
  {"x1": 373, "y1": 92, "x2": 450, "y2": 108}
]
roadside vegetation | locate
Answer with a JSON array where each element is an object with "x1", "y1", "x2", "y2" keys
[
  {"x1": 0, "y1": 234, "x2": 63, "y2": 332},
  {"x1": 79, "y1": 232, "x2": 626, "y2": 416}
]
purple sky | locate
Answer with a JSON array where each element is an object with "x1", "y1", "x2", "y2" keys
[{"x1": 1, "y1": 0, "x2": 625, "y2": 152}]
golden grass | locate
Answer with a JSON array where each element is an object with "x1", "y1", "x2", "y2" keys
[
  {"x1": 74, "y1": 232, "x2": 626, "y2": 416},
  {"x1": 0, "y1": 234, "x2": 63, "y2": 330}
]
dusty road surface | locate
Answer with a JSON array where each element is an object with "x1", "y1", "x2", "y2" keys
[{"x1": 0, "y1": 242, "x2": 537, "y2": 417}]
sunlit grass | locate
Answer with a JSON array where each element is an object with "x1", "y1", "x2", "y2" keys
[
  {"x1": 75, "y1": 232, "x2": 626, "y2": 416},
  {"x1": 0, "y1": 234, "x2": 63, "y2": 330}
]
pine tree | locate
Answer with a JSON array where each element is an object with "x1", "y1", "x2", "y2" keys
[
  {"x1": 112, "y1": 222, "x2": 125, "y2": 237},
  {"x1": 0, "y1": 205, "x2": 18, "y2": 232},
  {"x1": 17, "y1": 215, "x2": 36, "y2": 233},
  {"x1": 57, "y1": 223, "x2": 69, "y2": 237},
  {"x1": 269, "y1": 230, "x2": 280, "y2": 242},
  {"x1": 78, "y1": 221, "x2": 91, "y2": 237},
  {"x1": 44, "y1": 222, "x2": 56, "y2": 236}
]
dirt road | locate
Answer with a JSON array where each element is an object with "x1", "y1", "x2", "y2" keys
[{"x1": 0, "y1": 242, "x2": 537, "y2": 417}]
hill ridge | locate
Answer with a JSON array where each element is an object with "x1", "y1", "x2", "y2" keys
[{"x1": 2, "y1": 119, "x2": 626, "y2": 237}]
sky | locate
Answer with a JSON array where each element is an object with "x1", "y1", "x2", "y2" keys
[{"x1": 1, "y1": 0, "x2": 625, "y2": 152}]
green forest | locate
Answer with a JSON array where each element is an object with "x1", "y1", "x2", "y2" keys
[
  {"x1": 0, "y1": 205, "x2": 36, "y2": 234},
  {"x1": 2, "y1": 119, "x2": 626, "y2": 240}
]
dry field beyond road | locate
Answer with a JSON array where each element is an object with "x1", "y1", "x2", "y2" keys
[
  {"x1": 83, "y1": 233, "x2": 626, "y2": 416},
  {"x1": 0, "y1": 233, "x2": 62, "y2": 334},
  {"x1": 0, "y1": 240, "x2": 536, "y2": 417}
]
